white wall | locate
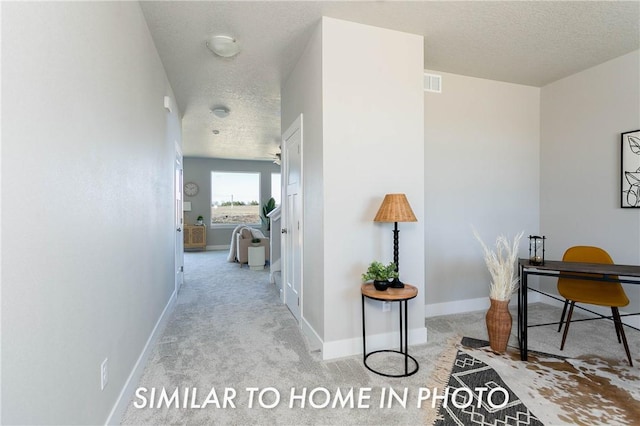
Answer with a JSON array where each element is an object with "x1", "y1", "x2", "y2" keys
[
  {"x1": 282, "y1": 17, "x2": 425, "y2": 358},
  {"x1": 281, "y1": 22, "x2": 325, "y2": 340},
  {"x1": 540, "y1": 50, "x2": 640, "y2": 317},
  {"x1": 424, "y1": 72, "x2": 541, "y2": 314},
  {"x1": 1, "y1": 3, "x2": 181, "y2": 424},
  {"x1": 321, "y1": 18, "x2": 425, "y2": 356}
]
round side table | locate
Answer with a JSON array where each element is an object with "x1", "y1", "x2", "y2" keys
[{"x1": 361, "y1": 283, "x2": 419, "y2": 377}]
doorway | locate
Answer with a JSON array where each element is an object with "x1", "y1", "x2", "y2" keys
[
  {"x1": 282, "y1": 115, "x2": 303, "y2": 323},
  {"x1": 174, "y1": 144, "x2": 184, "y2": 293}
]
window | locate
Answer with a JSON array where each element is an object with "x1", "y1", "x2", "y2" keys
[
  {"x1": 211, "y1": 172, "x2": 260, "y2": 226},
  {"x1": 271, "y1": 173, "x2": 281, "y2": 206}
]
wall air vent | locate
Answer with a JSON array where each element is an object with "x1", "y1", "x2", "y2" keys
[{"x1": 424, "y1": 73, "x2": 442, "y2": 93}]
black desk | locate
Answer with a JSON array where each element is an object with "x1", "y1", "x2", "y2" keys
[
  {"x1": 518, "y1": 258, "x2": 640, "y2": 361},
  {"x1": 361, "y1": 283, "x2": 419, "y2": 377}
]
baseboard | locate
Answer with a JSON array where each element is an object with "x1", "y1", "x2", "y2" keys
[
  {"x1": 424, "y1": 293, "x2": 639, "y2": 329},
  {"x1": 271, "y1": 258, "x2": 281, "y2": 273},
  {"x1": 321, "y1": 326, "x2": 428, "y2": 361},
  {"x1": 104, "y1": 290, "x2": 177, "y2": 425},
  {"x1": 425, "y1": 292, "x2": 542, "y2": 318},
  {"x1": 206, "y1": 245, "x2": 229, "y2": 251},
  {"x1": 301, "y1": 316, "x2": 323, "y2": 353}
]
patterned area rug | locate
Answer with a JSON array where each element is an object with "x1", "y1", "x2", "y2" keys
[{"x1": 426, "y1": 337, "x2": 640, "y2": 425}]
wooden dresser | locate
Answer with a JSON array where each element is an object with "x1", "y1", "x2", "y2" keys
[{"x1": 184, "y1": 225, "x2": 206, "y2": 250}]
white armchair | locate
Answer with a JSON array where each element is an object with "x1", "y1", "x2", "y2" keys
[{"x1": 235, "y1": 227, "x2": 270, "y2": 267}]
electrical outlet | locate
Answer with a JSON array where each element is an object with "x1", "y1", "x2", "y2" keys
[
  {"x1": 101, "y1": 358, "x2": 109, "y2": 390},
  {"x1": 382, "y1": 302, "x2": 391, "y2": 312}
]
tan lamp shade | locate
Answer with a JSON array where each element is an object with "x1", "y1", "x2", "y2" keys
[{"x1": 373, "y1": 194, "x2": 417, "y2": 223}]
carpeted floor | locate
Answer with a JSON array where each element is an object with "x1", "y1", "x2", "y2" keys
[{"x1": 120, "y1": 250, "x2": 639, "y2": 425}]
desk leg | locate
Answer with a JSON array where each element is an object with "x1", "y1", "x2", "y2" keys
[
  {"x1": 517, "y1": 264, "x2": 522, "y2": 347},
  {"x1": 362, "y1": 294, "x2": 366, "y2": 362},
  {"x1": 521, "y1": 271, "x2": 529, "y2": 361}
]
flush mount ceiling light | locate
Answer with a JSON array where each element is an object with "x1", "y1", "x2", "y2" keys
[
  {"x1": 211, "y1": 107, "x2": 230, "y2": 118},
  {"x1": 206, "y1": 35, "x2": 240, "y2": 58}
]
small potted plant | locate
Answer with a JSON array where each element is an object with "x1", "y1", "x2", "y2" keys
[
  {"x1": 362, "y1": 261, "x2": 399, "y2": 291},
  {"x1": 261, "y1": 197, "x2": 277, "y2": 231},
  {"x1": 196, "y1": 215, "x2": 204, "y2": 225},
  {"x1": 251, "y1": 237, "x2": 261, "y2": 247}
]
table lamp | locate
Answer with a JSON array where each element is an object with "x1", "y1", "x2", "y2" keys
[{"x1": 374, "y1": 194, "x2": 417, "y2": 288}]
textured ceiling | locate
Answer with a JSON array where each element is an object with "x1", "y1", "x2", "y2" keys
[{"x1": 140, "y1": 1, "x2": 640, "y2": 161}]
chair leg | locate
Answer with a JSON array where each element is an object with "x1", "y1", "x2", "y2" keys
[
  {"x1": 560, "y1": 301, "x2": 575, "y2": 351},
  {"x1": 612, "y1": 307, "x2": 633, "y2": 367},
  {"x1": 558, "y1": 299, "x2": 569, "y2": 332},
  {"x1": 612, "y1": 308, "x2": 622, "y2": 344}
]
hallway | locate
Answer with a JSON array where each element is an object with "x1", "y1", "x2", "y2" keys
[{"x1": 120, "y1": 251, "x2": 438, "y2": 425}]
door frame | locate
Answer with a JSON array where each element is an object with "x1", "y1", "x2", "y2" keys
[
  {"x1": 174, "y1": 142, "x2": 184, "y2": 294},
  {"x1": 282, "y1": 114, "x2": 303, "y2": 323}
]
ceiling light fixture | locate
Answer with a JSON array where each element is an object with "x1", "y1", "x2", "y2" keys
[
  {"x1": 211, "y1": 107, "x2": 230, "y2": 118},
  {"x1": 206, "y1": 35, "x2": 240, "y2": 58}
]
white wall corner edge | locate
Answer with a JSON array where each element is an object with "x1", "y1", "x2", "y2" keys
[{"x1": 104, "y1": 290, "x2": 177, "y2": 425}]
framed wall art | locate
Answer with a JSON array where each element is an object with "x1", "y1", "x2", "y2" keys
[{"x1": 621, "y1": 129, "x2": 640, "y2": 208}]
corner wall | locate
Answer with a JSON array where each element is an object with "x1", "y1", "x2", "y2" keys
[
  {"x1": 282, "y1": 17, "x2": 425, "y2": 358},
  {"x1": 1, "y1": 3, "x2": 181, "y2": 423},
  {"x1": 321, "y1": 18, "x2": 425, "y2": 357},
  {"x1": 424, "y1": 71, "x2": 540, "y2": 314},
  {"x1": 281, "y1": 21, "x2": 325, "y2": 341},
  {"x1": 540, "y1": 50, "x2": 640, "y2": 317}
]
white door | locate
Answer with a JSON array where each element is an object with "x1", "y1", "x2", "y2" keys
[
  {"x1": 283, "y1": 115, "x2": 302, "y2": 323},
  {"x1": 174, "y1": 148, "x2": 185, "y2": 293}
]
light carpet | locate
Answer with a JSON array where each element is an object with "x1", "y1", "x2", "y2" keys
[
  {"x1": 121, "y1": 250, "x2": 639, "y2": 425},
  {"x1": 121, "y1": 251, "x2": 447, "y2": 425}
]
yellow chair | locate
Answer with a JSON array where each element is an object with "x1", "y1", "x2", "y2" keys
[{"x1": 557, "y1": 246, "x2": 633, "y2": 366}]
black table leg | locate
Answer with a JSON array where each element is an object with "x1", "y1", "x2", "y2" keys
[
  {"x1": 361, "y1": 286, "x2": 419, "y2": 377},
  {"x1": 361, "y1": 294, "x2": 366, "y2": 362},
  {"x1": 521, "y1": 271, "x2": 529, "y2": 361},
  {"x1": 403, "y1": 300, "x2": 408, "y2": 375},
  {"x1": 518, "y1": 264, "x2": 522, "y2": 347}
]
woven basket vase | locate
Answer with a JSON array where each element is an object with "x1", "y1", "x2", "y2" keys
[{"x1": 485, "y1": 298, "x2": 512, "y2": 353}]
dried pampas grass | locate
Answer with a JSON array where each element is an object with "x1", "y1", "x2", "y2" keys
[{"x1": 473, "y1": 230, "x2": 524, "y2": 301}]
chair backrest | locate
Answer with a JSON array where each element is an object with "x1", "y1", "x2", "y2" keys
[
  {"x1": 560, "y1": 246, "x2": 615, "y2": 282},
  {"x1": 562, "y1": 246, "x2": 613, "y2": 264},
  {"x1": 558, "y1": 245, "x2": 628, "y2": 307}
]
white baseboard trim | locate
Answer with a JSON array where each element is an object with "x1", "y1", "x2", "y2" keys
[
  {"x1": 206, "y1": 245, "x2": 229, "y2": 251},
  {"x1": 321, "y1": 327, "x2": 428, "y2": 361},
  {"x1": 104, "y1": 290, "x2": 177, "y2": 425},
  {"x1": 425, "y1": 292, "x2": 543, "y2": 318},
  {"x1": 424, "y1": 292, "x2": 639, "y2": 329},
  {"x1": 301, "y1": 316, "x2": 323, "y2": 353}
]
